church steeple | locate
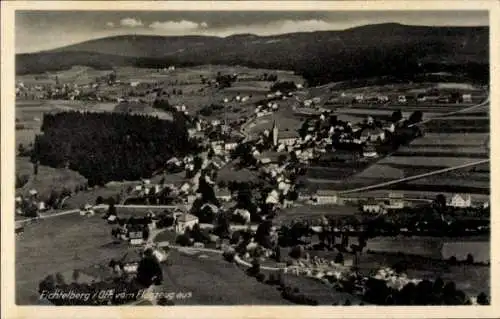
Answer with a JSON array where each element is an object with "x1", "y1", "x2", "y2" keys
[{"x1": 272, "y1": 120, "x2": 279, "y2": 147}]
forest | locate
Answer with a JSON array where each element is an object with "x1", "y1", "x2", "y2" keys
[{"x1": 32, "y1": 111, "x2": 199, "y2": 186}]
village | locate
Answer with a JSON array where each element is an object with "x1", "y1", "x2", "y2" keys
[{"x1": 14, "y1": 61, "x2": 490, "y2": 306}]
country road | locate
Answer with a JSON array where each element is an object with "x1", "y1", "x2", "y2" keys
[{"x1": 338, "y1": 159, "x2": 490, "y2": 195}]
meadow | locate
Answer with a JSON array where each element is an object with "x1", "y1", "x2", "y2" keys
[{"x1": 16, "y1": 214, "x2": 129, "y2": 304}]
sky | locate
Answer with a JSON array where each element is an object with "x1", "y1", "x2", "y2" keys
[{"x1": 16, "y1": 11, "x2": 488, "y2": 54}]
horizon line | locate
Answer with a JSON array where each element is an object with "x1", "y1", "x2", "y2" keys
[{"x1": 16, "y1": 21, "x2": 489, "y2": 55}]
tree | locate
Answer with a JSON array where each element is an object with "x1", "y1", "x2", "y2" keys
[
  {"x1": 55, "y1": 272, "x2": 66, "y2": 286},
  {"x1": 289, "y1": 245, "x2": 304, "y2": 259},
  {"x1": 392, "y1": 261, "x2": 407, "y2": 274},
  {"x1": 247, "y1": 259, "x2": 261, "y2": 277},
  {"x1": 255, "y1": 220, "x2": 273, "y2": 248},
  {"x1": 176, "y1": 233, "x2": 192, "y2": 246},
  {"x1": 466, "y1": 253, "x2": 474, "y2": 264},
  {"x1": 477, "y1": 292, "x2": 489, "y2": 305},
  {"x1": 391, "y1": 110, "x2": 403, "y2": 123},
  {"x1": 274, "y1": 246, "x2": 281, "y2": 262},
  {"x1": 95, "y1": 196, "x2": 104, "y2": 205},
  {"x1": 108, "y1": 202, "x2": 117, "y2": 216},
  {"x1": 39, "y1": 275, "x2": 56, "y2": 294},
  {"x1": 72, "y1": 270, "x2": 80, "y2": 283},
  {"x1": 408, "y1": 110, "x2": 423, "y2": 124},
  {"x1": 334, "y1": 252, "x2": 344, "y2": 265},
  {"x1": 136, "y1": 249, "x2": 163, "y2": 288},
  {"x1": 213, "y1": 213, "x2": 231, "y2": 239},
  {"x1": 433, "y1": 277, "x2": 444, "y2": 295},
  {"x1": 434, "y1": 194, "x2": 447, "y2": 210},
  {"x1": 256, "y1": 273, "x2": 266, "y2": 282}
]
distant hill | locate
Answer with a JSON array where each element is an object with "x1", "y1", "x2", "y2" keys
[{"x1": 16, "y1": 23, "x2": 489, "y2": 85}]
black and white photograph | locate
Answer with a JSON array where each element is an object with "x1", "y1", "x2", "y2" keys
[{"x1": 3, "y1": 2, "x2": 497, "y2": 315}]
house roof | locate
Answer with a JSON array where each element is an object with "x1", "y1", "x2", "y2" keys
[
  {"x1": 317, "y1": 190, "x2": 339, "y2": 196},
  {"x1": 257, "y1": 151, "x2": 288, "y2": 163},
  {"x1": 278, "y1": 130, "x2": 300, "y2": 139},
  {"x1": 177, "y1": 213, "x2": 199, "y2": 223},
  {"x1": 450, "y1": 193, "x2": 471, "y2": 200},
  {"x1": 360, "y1": 127, "x2": 384, "y2": 137}
]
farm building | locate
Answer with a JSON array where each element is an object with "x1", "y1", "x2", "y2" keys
[
  {"x1": 315, "y1": 190, "x2": 338, "y2": 205},
  {"x1": 397, "y1": 95, "x2": 407, "y2": 103},
  {"x1": 175, "y1": 213, "x2": 199, "y2": 234},
  {"x1": 462, "y1": 94, "x2": 472, "y2": 103},
  {"x1": 362, "y1": 200, "x2": 386, "y2": 214},
  {"x1": 447, "y1": 194, "x2": 472, "y2": 208}
]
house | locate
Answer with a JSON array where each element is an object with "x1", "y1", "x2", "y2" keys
[
  {"x1": 387, "y1": 192, "x2": 404, "y2": 209},
  {"x1": 363, "y1": 200, "x2": 384, "y2": 214},
  {"x1": 362, "y1": 144, "x2": 378, "y2": 158},
  {"x1": 360, "y1": 127, "x2": 386, "y2": 143},
  {"x1": 315, "y1": 190, "x2": 338, "y2": 205},
  {"x1": 377, "y1": 95, "x2": 389, "y2": 103},
  {"x1": 129, "y1": 229, "x2": 144, "y2": 245},
  {"x1": 448, "y1": 194, "x2": 472, "y2": 208},
  {"x1": 397, "y1": 95, "x2": 407, "y2": 103},
  {"x1": 462, "y1": 94, "x2": 472, "y2": 103},
  {"x1": 354, "y1": 95, "x2": 364, "y2": 103},
  {"x1": 217, "y1": 189, "x2": 233, "y2": 202},
  {"x1": 175, "y1": 213, "x2": 199, "y2": 234}
]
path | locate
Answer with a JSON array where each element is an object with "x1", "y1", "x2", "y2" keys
[{"x1": 339, "y1": 159, "x2": 489, "y2": 195}]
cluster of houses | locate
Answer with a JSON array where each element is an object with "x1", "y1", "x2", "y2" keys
[{"x1": 328, "y1": 90, "x2": 478, "y2": 106}]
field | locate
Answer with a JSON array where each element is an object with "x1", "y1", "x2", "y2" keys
[
  {"x1": 16, "y1": 214, "x2": 130, "y2": 304},
  {"x1": 365, "y1": 236, "x2": 489, "y2": 260},
  {"x1": 159, "y1": 250, "x2": 292, "y2": 305},
  {"x1": 356, "y1": 252, "x2": 489, "y2": 298},
  {"x1": 17, "y1": 65, "x2": 111, "y2": 86},
  {"x1": 16, "y1": 156, "x2": 88, "y2": 200},
  {"x1": 281, "y1": 274, "x2": 363, "y2": 305},
  {"x1": 16, "y1": 99, "x2": 121, "y2": 147},
  {"x1": 15, "y1": 211, "x2": 295, "y2": 305},
  {"x1": 275, "y1": 204, "x2": 359, "y2": 224}
]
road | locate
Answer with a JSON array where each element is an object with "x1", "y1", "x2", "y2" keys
[
  {"x1": 339, "y1": 158, "x2": 489, "y2": 195},
  {"x1": 338, "y1": 95, "x2": 490, "y2": 195}
]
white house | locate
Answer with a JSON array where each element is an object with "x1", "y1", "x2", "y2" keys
[
  {"x1": 354, "y1": 95, "x2": 364, "y2": 103},
  {"x1": 217, "y1": 189, "x2": 232, "y2": 202},
  {"x1": 315, "y1": 190, "x2": 338, "y2": 205},
  {"x1": 175, "y1": 213, "x2": 199, "y2": 234},
  {"x1": 129, "y1": 230, "x2": 144, "y2": 245},
  {"x1": 362, "y1": 144, "x2": 378, "y2": 158},
  {"x1": 462, "y1": 94, "x2": 472, "y2": 103},
  {"x1": 387, "y1": 192, "x2": 404, "y2": 209},
  {"x1": 363, "y1": 201, "x2": 384, "y2": 214},
  {"x1": 447, "y1": 194, "x2": 472, "y2": 208}
]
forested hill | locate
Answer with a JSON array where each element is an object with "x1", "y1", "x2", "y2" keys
[{"x1": 16, "y1": 23, "x2": 489, "y2": 85}]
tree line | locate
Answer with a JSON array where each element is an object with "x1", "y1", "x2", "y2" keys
[{"x1": 32, "y1": 111, "x2": 198, "y2": 186}]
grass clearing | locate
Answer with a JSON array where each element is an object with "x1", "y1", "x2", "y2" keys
[
  {"x1": 16, "y1": 157, "x2": 88, "y2": 200},
  {"x1": 160, "y1": 250, "x2": 291, "y2": 305},
  {"x1": 16, "y1": 214, "x2": 128, "y2": 304}
]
